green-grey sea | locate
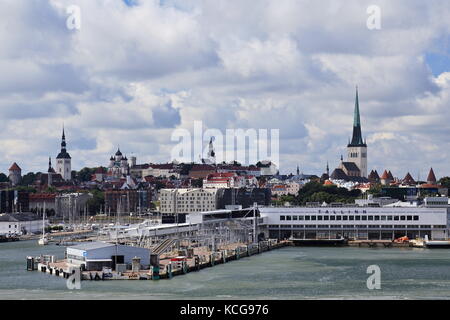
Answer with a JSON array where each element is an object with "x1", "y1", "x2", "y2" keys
[{"x1": 1, "y1": 240, "x2": 450, "y2": 299}]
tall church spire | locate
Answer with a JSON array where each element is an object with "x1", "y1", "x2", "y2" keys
[
  {"x1": 348, "y1": 86, "x2": 366, "y2": 147},
  {"x1": 61, "y1": 125, "x2": 67, "y2": 151}
]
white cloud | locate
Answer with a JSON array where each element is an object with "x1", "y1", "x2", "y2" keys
[{"x1": 0, "y1": 0, "x2": 449, "y2": 179}]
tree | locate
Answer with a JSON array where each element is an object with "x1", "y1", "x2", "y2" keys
[
  {"x1": 0, "y1": 173, "x2": 9, "y2": 182},
  {"x1": 367, "y1": 183, "x2": 382, "y2": 197},
  {"x1": 15, "y1": 186, "x2": 37, "y2": 193},
  {"x1": 439, "y1": 177, "x2": 450, "y2": 189},
  {"x1": 86, "y1": 190, "x2": 105, "y2": 215},
  {"x1": 191, "y1": 178, "x2": 203, "y2": 188},
  {"x1": 44, "y1": 186, "x2": 57, "y2": 193},
  {"x1": 21, "y1": 172, "x2": 37, "y2": 186},
  {"x1": 293, "y1": 181, "x2": 362, "y2": 205},
  {"x1": 75, "y1": 167, "x2": 96, "y2": 182}
]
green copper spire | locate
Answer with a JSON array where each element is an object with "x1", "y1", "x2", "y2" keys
[
  {"x1": 354, "y1": 87, "x2": 361, "y2": 127},
  {"x1": 348, "y1": 86, "x2": 366, "y2": 147}
]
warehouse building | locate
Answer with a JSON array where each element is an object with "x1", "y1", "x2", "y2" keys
[{"x1": 66, "y1": 241, "x2": 151, "y2": 271}]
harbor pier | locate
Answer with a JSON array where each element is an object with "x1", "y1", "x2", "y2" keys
[{"x1": 27, "y1": 239, "x2": 290, "y2": 281}]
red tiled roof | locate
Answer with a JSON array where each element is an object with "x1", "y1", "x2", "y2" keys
[
  {"x1": 427, "y1": 168, "x2": 437, "y2": 183},
  {"x1": 207, "y1": 172, "x2": 235, "y2": 179},
  {"x1": 403, "y1": 172, "x2": 415, "y2": 184},
  {"x1": 380, "y1": 170, "x2": 389, "y2": 180},
  {"x1": 190, "y1": 164, "x2": 216, "y2": 171},
  {"x1": 419, "y1": 183, "x2": 441, "y2": 188},
  {"x1": 387, "y1": 171, "x2": 394, "y2": 180},
  {"x1": 29, "y1": 193, "x2": 56, "y2": 200},
  {"x1": 9, "y1": 162, "x2": 21, "y2": 171}
]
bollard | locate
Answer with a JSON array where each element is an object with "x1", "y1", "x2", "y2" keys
[
  {"x1": 222, "y1": 250, "x2": 226, "y2": 264},
  {"x1": 182, "y1": 261, "x2": 188, "y2": 274},
  {"x1": 195, "y1": 256, "x2": 200, "y2": 271},
  {"x1": 235, "y1": 249, "x2": 240, "y2": 260},
  {"x1": 152, "y1": 265, "x2": 160, "y2": 280},
  {"x1": 210, "y1": 254, "x2": 215, "y2": 266},
  {"x1": 167, "y1": 263, "x2": 173, "y2": 279}
]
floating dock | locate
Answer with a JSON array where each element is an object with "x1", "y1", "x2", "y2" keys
[
  {"x1": 290, "y1": 238, "x2": 348, "y2": 247},
  {"x1": 348, "y1": 240, "x2": 412, "y2": 248}
]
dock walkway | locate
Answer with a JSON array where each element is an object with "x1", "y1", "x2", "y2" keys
[{"x1": 28, "y1": 240, "x2": 291, "y2": 281}]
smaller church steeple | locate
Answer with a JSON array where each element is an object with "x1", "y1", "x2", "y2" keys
[
  {"x1": 296, "y1": 164, "x2": 300, "y2": 176},
  {"x1": 56, "y1": 125, "x2": 72, "y2": 181}
]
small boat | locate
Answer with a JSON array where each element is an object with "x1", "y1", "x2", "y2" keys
[
  {"x1": 289, "y1": 236, "x2": 348, "y2": 247},
  {"x1": 38, "y1": 237, "x2": 49, "y2": 246},
  {"x1": 424, "y1": 235, "x2": 450, "y2": 249}
]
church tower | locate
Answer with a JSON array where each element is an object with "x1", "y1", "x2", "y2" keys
[
  {"x1": 207, "y1": 137, "x2": 216, "y2": 164},
  {"x1": 56, "y1": 126, "x2": 72, "y2": 181},
  {"x1": 347, "y1": 87, "x2": 368, "y2": 178}
]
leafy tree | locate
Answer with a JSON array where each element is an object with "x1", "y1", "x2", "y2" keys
[
  {"x1": 0, "y1": 173, "x2": 9, "y2": 182},
  {"x1": 191, "y1": 178, "x2": 203, "y2": 188},
  {"x1": 44, "y1": 186, "x2": 57, "y2": 193},
  {"x1": 367, "y1": 183, "x2": 382, "y2": 197},
  {"x1": 75, "y1": 167, "x2": 96, "y2": 182},
  {"x1": 439, "y1": 177, "x2": 450, "y2": 189},
  {"x1": 21, "y1": 172, "x2": 37, "y2": 186},
  {"x1": 86, "y1": 189, "x2": 105, "y2": 215},
  {"x1": 292, "y1": 181, "x2": 362, "y2": 205},
  {"x1": 15, "y1": 186, "x2": 37, "y2": 193}
]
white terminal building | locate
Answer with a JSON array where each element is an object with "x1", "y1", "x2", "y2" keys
[{"x1": 258, "y1": 205, "x2": 449, "y2": 241}]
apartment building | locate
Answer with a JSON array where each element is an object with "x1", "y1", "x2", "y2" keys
[{"x1": 159, "y1": 188, "x2": 218, "y2": 214}]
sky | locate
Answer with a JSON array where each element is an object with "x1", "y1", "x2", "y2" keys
[{"x1": 0, "y1": 0, "x2": 450, "y2": 180}]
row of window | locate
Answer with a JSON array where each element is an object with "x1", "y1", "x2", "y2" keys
[
  {"x1": 280, "y1": 215, "x2": 420, "y2": 221},
  {"x1": 268, "y1": 225, "x2": 444, "y2": 229}
]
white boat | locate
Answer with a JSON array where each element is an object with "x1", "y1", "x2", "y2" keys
[
  {"x1": 424, "y1": 235, "x2": 450, "y2": 248},
  {"x1": 38, "y1": 237, "x2": 48, "y2": 246}
]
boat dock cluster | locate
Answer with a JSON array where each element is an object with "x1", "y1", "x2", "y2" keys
[{"x1": 27, "y1": 239, "x2": 290, "y2": 281}]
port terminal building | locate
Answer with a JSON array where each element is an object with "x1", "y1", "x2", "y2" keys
[{"x1": 258, "y1": 206, "x2": 449, "y2": 241}]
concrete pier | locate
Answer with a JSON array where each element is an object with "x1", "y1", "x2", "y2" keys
[{"x1": 28, "y1": 239, "x2": 290, "y2": 281}]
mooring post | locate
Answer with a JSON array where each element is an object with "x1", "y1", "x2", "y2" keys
[{"x1": 152, "y1": 265, "x2": 160, "y2": 280}]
